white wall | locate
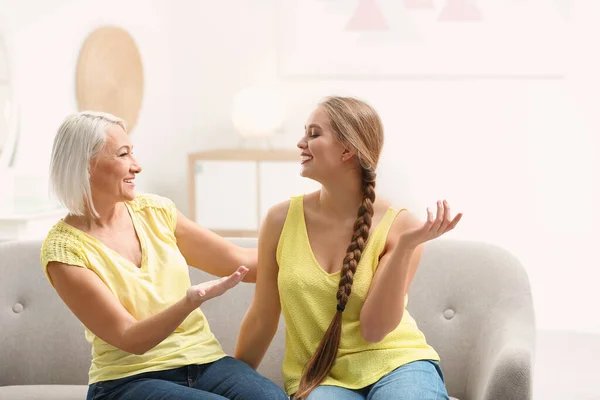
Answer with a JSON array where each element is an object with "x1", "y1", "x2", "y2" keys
[
  {"x1": 162, "y1": 0, "x2": 280, "y2": 201},
  {"x1": 278, "y1": 80, "x2": 600, "y2": 333},
  {"x1": 169, "y1": 0, "x2": 600, "y2": 333},
  {"x1": 0, "y1": 0, "x2": 172, "y2": 202},
  {"x1": 1, "y1": 0, "x2": 599, "y2": 333}
]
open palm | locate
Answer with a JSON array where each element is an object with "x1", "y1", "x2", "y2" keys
[
  {"x1": 186, "y1": 266, "x2": 248, "y2": 306},
  {"x1": 401, "y1": 200, "x2": 463, "y2": 248}
]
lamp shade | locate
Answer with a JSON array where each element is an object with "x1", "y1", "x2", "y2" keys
[{"x1": 232, "y1": 85, "x2": 285, "y2": 138}]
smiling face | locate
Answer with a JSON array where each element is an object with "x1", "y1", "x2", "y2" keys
[
  {"x1": 89, "y1": 124, "x2": 142, "y2": 204},
  {"x1": 297, "y1": 105, "x2": 353, "y2": 183}
]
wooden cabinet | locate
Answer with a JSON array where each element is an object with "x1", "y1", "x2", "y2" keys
[{"x1": 188, "y1": 150, "x2": 319, "y2": 237}]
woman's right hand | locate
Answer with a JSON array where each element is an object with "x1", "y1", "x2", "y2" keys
[{"x1": 186, "y1": 266, "x2": 249, "y2": 306}]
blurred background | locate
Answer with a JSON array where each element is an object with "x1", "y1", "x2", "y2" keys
[{"x1": 0, "y1": 0, "x2": 598, "y2": 398}]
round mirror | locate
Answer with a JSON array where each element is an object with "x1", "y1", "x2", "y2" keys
[{"x1": 0, "y1": 34, "x2": 16, "y2": 169}]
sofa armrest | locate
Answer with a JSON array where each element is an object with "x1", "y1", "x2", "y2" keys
[{"x1": 465, "y1": 295, "x2": 535, "y2": 400}]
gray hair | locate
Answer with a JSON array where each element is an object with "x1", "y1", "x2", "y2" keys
[{"x1": 50, "y1": 111, "x2": 127, "y2": 217}]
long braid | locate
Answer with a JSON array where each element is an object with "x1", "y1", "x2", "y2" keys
[{"x1": 295, "y1": 169, "x2": 376, "y2": 399}]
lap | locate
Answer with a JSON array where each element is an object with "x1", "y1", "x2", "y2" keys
[
  {"x1": 294, "y1": 360, "x2": 448, "y2": 400},
  {"x1": 304, "y1": 385, "x2": 365, "y2": 400},
  {"x1": 366, "y1": 360, "x2": 449, "y2": 400},
  {"x1": 194, "y1": 356, "x2": 288, "y2": 400},
  {"x1": 88, "y1": 377, "x2": 226, "y2": 400},
  {"x1": 87, "y1": 357, "x2": 287, "y2": 400}
]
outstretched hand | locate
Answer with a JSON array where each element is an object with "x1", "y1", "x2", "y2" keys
[
  {"x1": 186, "y1": 266, "x2": 249, "y2": 306},
  {"x1": 400, "y1": 200, "x2": 462, "y2": 249}
]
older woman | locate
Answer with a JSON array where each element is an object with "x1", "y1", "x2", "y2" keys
[{"x1": 41, "y1": 111, "x2": 288, "y2": 400}]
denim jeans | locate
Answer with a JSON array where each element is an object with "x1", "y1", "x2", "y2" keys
[
  {"x1": 298, "y1": 360, "x2": 449, "y2": 400},
  {"x1": 86, "y1": 356, "x2": 288, "y2": 400}
]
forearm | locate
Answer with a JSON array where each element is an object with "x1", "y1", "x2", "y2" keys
[
  {"x1": 360, "y1": 241, "x2": 415, "y2": 342},
  {"x1": 235, "y1": 309, "x2": 278, "y2": 368},
  {"x1": 121, "y1": 296, "x2": 198, "y2": 355},
  {"x1": 175, "y1": 211, "x2": 258, "y2": 283}
]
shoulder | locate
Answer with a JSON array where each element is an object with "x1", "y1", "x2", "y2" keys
[
  {"x1": 129, "y1": 193, "x2": 177, "y2": 231},
  {"x1": 41, "y1": 222, "x2": 87, "y2": 270},
  {"x1": 262, "y1": 190, "x2": 316, "y2": 230},
  {"x1": 260, "y1": 192, "x2": 313, "y2": 244},
  {"x1": 42, "y1": 222, "x2": 83, "y2": 255},
  {"x1": 260, "y1": 199, "x2": 295, "y2": 264},
  {"x1": 128, "y1": 193, "x2": 175, "y2": 212},
  {"x1": 262, "y1": 199, "x2": 292, "y2": 233}
]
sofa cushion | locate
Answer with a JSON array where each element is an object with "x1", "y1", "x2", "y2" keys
[
  {"x1": 0, "y1": 384, "x2": 459, "y2": 399},
  {"x1": 0, "y1": 384, "x2": 88, "y2": 399}
]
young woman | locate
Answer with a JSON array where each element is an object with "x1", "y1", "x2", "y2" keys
[{"x1": 235, "y1": 96, "x2": 462, "y2": 399}]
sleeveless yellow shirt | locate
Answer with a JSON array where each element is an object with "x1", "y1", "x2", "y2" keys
[
  {"x1": 276, "y1": 195, "x2": 440, "y2": 395},
  {"x1": 40, "y1": 194, "x2": 226, "y2": 384}
]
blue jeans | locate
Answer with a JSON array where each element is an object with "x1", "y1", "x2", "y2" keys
[
  {"x1": 86, "y1": 356, "x2": 288, "y2": 400},
  {"x1": 299, "y1": 360, "x2": 449, "y2": 400}
]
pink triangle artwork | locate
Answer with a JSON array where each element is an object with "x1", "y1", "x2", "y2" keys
[
  {"x1": 438, "y1": 0, "x2": 483, "y2": 21},
  {"x1": 345, "y1": 0, "x2": 389, "y2": 31},
  {"x1": 403, "y1": 0, "x2": 435, "y2": 9}
]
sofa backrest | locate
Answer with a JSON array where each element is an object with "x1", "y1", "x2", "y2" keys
[
  {"x1": 0, "y1": 238, "x2": 534, "y2": 398},
  {"x1": 0, "y1": 238, "x2": 283, "y2": 387},
  {"x1": 197, "y1": 238, "x2": 536, "y2": 398},
  {"x1": 189, "y1": 238, "x2": 286, "y2": 386},
  {"x1": 0, "y1": 239, "x2": 91, "y2": 386}
]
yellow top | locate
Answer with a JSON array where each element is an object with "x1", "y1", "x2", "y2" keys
[
  {"x1": 40, "y1": 194, "x2": 226, "y2": 384},
  {"x1": 276, "y1": 195, "x2": 440, "y2": 395}
]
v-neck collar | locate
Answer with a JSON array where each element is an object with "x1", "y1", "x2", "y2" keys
[
  {"x1": 59, "y1": 201, "x2": 148, "y2": 271},
  {"x1": 299, "y1": 195, "x2": 393, "y2": 278}
]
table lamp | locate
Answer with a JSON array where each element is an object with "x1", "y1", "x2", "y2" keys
[{"x1": 232, "y1": 85, "x2": 285, "y2": 147}]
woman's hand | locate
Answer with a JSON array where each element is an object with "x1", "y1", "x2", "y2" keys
[
  {"x1": 186, "y1": 266, "x2": 249, "y2": 306},
  {"x1": 399, "y1": 200, "x2": 462, "y2": 249}
]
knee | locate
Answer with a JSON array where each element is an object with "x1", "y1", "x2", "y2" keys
[
  {"x1": 237, "y1": 370, "x2": 287, "y2": 400},
  {"x1": 254, "y1": 379, "x2": 288, "y2": 399}
]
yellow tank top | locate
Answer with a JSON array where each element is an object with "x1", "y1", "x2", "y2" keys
[
  {"x1": 40, "y1": 194, "x2": 226, "y2": 384},
  {"x1": 277, "y1": 195, "x2": 440, "y2": 395}
]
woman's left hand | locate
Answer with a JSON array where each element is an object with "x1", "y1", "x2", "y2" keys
[{"x1": 399, "y1": 200, "x2": 463, "y2": 249}]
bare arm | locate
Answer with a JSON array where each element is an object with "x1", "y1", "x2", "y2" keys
[
  {"x1": 360, "y1": 200, "x2": 462, "y2": 342},
  {"x1": 359, "y1": 212, "x2": 423, "y2": 343},
  {"x1": 175, "y1": 210, "x2": 257, "y2": 282},
  {"x1": 234, "y1": 201, "x2": 288, "y2": 368},
  {"x1": 47, "y1": 262, "x2": 247, "y2": 355}
]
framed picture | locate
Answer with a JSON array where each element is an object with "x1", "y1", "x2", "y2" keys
[{"x1": 278, "y1": 0, "x2": 569, "y2": 78}]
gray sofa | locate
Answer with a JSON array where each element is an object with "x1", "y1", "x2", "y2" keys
[{"x1": 0, "y1": 238, "x2": 535, "y2": 400}]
